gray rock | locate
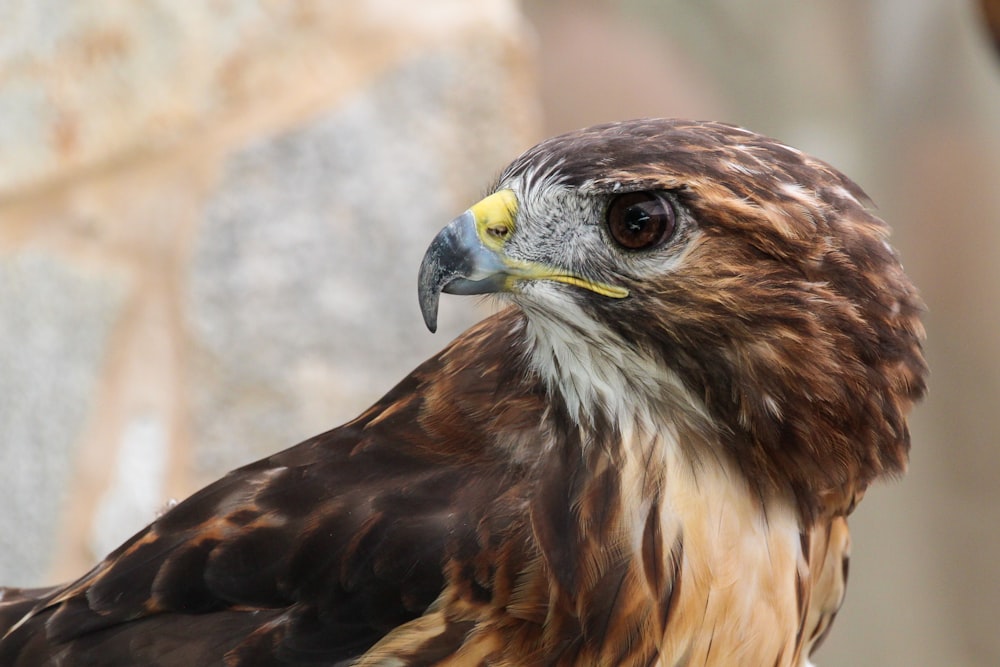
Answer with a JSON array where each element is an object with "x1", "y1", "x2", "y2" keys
[
  {"x1": 187, "y1": 46, "x2": 533, "y2": 479},
  {"x1": 0, "y1": 252, "x2": 125, "y2": 584}
]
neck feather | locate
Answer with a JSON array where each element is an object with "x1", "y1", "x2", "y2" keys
[{"x1": 516, "y1": 294, "x2": 711, "y2": 439}]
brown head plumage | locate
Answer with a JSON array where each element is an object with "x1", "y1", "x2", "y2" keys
[{"x1": 517, "y1": 119, "x2": 925, "y2": 517}]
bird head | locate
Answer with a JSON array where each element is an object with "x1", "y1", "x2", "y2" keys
[{"x1": 419, "y1": 119, "x2": 926, "y2": 515}]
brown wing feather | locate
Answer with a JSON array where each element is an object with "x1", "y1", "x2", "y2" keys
[{"x1": 0, "y1": 311, "x2": 542, "y2": 666}]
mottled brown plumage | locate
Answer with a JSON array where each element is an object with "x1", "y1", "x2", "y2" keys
[{"x1": 0, "y1": 119, "x2": 926, "y2": 666}]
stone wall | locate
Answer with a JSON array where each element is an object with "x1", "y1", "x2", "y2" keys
[{"x1": 0, "y1": 0, "x2": 539, "y2": 585}]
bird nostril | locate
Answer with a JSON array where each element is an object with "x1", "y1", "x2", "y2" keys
[{"x1": 487, "y1": 225, "x2": 509, "y2": 240}]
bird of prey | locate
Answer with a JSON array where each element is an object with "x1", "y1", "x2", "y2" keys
[{"x1": 0, "y1": 119, "x2": 926, "y2": 666}]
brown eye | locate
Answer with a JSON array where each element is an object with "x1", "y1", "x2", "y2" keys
[{"x1": 606, "y1": 191, "x2": 676, "y2": 250}]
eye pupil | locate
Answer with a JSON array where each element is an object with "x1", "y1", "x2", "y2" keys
[
  {"x1": 625, "y1": 207, "x2": 649, "y2": 233},
  {"x1": 606, "y1": 191, "x2": 677, "y2": 250}
]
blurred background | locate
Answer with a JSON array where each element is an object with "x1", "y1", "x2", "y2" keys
[{"x1": 0, "y1": 1, "x2": 997, "y2": 665}]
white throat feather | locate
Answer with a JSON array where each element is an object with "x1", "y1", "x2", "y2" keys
[{"x1": 515, "y1": 288, "x2": 711, "y2": 436}]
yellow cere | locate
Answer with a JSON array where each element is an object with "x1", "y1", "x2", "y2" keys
[{"x1": 470, "y1": 189, "x2": 519, "y2": 251}]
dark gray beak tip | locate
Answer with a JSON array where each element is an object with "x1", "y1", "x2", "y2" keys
[
  {"x1": 417, "y1": 212, "x2": 472, "y2": 334},
  {"x1": 418, "y1": 281, "x2": 440, "y2": 333},
  {"x1": 419, "y1": 229, "x2": 462, "y2": 333},
  {"x1": 417, "y1": 249, "x2": 442, "y2": 333},
  {"x1": 418, "y1": 210, "x2": 507, "y2": 334}
]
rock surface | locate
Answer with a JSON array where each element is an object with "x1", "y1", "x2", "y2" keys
[{"x1": 0, "y1": 0, "x2": 538, "y2": 584}]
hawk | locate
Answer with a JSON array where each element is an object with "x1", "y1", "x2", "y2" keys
[{"x1": 0, "y1": 119, "x2": 926, "y2": 666}]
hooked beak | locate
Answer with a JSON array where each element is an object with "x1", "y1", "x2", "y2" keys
[{"x1": 417, "y1": 189, "x2": 628, "y2": 332}]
